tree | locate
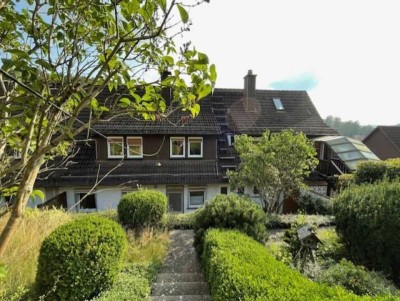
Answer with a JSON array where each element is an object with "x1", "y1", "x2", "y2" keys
[
  {"x1": 324, "y1": 115, "x2": 375, "y2": 138},
  {"x1": 0, "y1": 0, "x2": 216, "y2": 257},
  {"x1": 227, "y1": 130, "x2": 318, "y2": 213}
]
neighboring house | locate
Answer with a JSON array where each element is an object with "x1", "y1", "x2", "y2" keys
[
  {"x1": 363, "y1": 126, "x2": 400, "y2": 160},
  {"x1": 33, "y1": 70, "x2": 374, "y2": 213}
]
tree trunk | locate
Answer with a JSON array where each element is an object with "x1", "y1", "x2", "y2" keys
[{"x1": 0, "y1": 155, "x2": 43, "y2": 258}]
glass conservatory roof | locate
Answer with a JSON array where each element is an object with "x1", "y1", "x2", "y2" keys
[{"x1": 314, "y1": 136, "x2": 380, "y2": 171}]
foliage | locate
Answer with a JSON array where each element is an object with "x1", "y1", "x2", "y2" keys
[
  {"x1": 324, "y1": 116, "x2": 375, "y2": 138},
  {"x1": 228, "y1": 129, "x2": 318, "y2": 213},
  {"x1": 202, "y1": 229, "x2": 397, "y2": 301},
  {"x1": 354, "y1": 161, "x2": 388, "y2": 184},
  {"x1": 317, "y1": 259, "x2": 399, "y2": 297},
  {"x1": 161, "y1": 212, "x2": 195, "y2": 230},
  {"x1": 0, "y1": 0, "x2": 215, "y2": 255},
  {"x1": 93, "y1": 263, "x2": 158, "y2": 301},
  {"x1": 0, "y1": 209, "x2": 72, "y2": 297},
  {"x1": 298, "y1": 192, "x2": 333, "y2": 215},
  {"x1": 118, "y1": 189, "x2": 167, "y2": 229},
  {"x1": 265, "y1": 214, "x2": 335, "y2": 229},
  {"x1": 315, "y1": 227, "x2": 347, "y2": 266},
  {"x1": 384, "y1": 158, "x2": 400, "y2": 181},
  {"x1": 265, "y1": 241, "x2": 292, "y2": 266},
  {"x1": 193, "y1": 193, "x2": 267, "y2": 255},
  {"x1": 35, "y1": 216, "x2": 126, "y2": 301},
  {"x1": 337, "y1": 173, "x2": 356, "y2": 191},
  {"x1": 334, "y1": 180, "x2": 400, "y2": 286}
]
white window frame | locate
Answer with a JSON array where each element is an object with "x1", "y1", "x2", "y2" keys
[
  {"x1": 170, "y1": 137, "x2": 185, "y2": 158},
  {"x1": 107, "y1": 136, "x2": 124, "y2": 159},
  {"x1": 127, "y1": 137, "x2": 143, "y2": 158},
  {"x1": 188, "y1": 137, "x2": 203, "y2": 158},
  {"x1": 74, "y1": 191, "x2": 97, "y2": 212},
  {"x1": 188, "y1": 187, "x2": 206, "y2": 208}
]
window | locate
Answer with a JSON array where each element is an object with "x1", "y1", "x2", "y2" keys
[
  {"x1": 188, "y1": 137, "x2": 203, "y2": 158},
  {"x1": 75, "y1": 192, "x2": 96, "y2": 212},
  {"x1": 170, "y1": 137, "x2": 185, "y2": 158},
  {"x1": 220, "y1": 187, "x2": 228, "y2": 195},
  {"x1": 189, "y1": 187, "x2": 206, "y2": 208},
  {"x1": 273, "y1": 98, "x2": 284, "y2": 110},
  {"x1": 107, "y1": 137, "x2": 124, "y2": 158},
  {"x1": 227, "y1": 134, "x2": 235, "y2": 146},
  {"x1": 127, "y1": 137, "x2": 143, "y2": 158}
]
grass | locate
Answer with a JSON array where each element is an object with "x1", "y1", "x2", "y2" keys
[
  {"x1": 0, "y1": 209, "x2": 72, "y2": 299},
  {"x1": 0, "y1": 209, "x2": 170, "y2": 301}
]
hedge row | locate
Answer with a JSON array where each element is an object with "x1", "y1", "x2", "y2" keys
[
  {"x1": 334, "y1": 180, "x2": 400, "y2": 286},
  {"x1": 354, "y1": 159, "x2": 400, "y2": 185},
  {"x1": 202, "y1": 229, "x2": 399, "y2": 301}
]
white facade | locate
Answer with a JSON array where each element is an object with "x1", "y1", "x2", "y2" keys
[{"x1": 42, "y1": 183, "x2": 230, "y2": 213}]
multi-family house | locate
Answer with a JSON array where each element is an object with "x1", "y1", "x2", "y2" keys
[{"x1": 35, "y1": 70, "x2": 378, "y2": 213}]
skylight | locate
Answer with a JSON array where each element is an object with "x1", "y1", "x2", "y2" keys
[{"x1": 273, "y1": 98, "x2": 284, "y2": 110}]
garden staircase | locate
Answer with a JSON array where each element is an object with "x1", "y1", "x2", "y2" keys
[{"x1": 150, "y1": 230, "x2": 211, "y2": 301}]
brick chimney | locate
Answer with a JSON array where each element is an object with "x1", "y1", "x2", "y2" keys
[
  {"x1": 161, "y1": 70, "x2": 172, "y2": 106},
  {"x1": 243, "y1": 69, "x2": 257, "y2": 112}
]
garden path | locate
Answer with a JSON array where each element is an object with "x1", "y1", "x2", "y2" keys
[{"x1": 150, "y1": 230, "x2": 211, "y2": 301}]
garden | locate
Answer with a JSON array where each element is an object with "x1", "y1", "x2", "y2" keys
[{"x1": 1, "y1": 159, "x2": 400, "y2": 300}]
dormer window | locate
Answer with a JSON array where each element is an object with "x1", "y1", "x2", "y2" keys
[
  {"x1": 188, "y1": 137, "x2": 203, "y2": 158},
  {"x1": 273, "y1": 98, "x2": 284, "y2": 111},
  {"x1": 127, "y1": 137, "x2": 143, "y2": 158},
  {"x1": 170, "y1": 137, "x2": 185, "y2": 158},
  {"x1": 107, "y1": 137, "x2": 124, "y2": 158}
]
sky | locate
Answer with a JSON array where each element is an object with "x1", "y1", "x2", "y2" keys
[{"x1": 183, "y1": 0, "x2": 400, "y2": 126}]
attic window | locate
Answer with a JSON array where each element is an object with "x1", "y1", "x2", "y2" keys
[{"x1": 273, "y1": 98, "x2": 284, "y2": 111}]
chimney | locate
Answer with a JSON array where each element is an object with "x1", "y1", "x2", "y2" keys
[
  {"x1": 243, "y1": 69, "x2": 257, "y2": 112},
  {"x1": 161, "y1": 70, "x2": 172, "y2": 106}
]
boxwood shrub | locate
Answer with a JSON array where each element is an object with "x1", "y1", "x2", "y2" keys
[
  {"x1": 118, "y1": 189, "x2": 167, "y2": 229},
  {"x1": 298, "y1": 192, "x2": 333, "y2": 215},
  {"x1": 202, "y1": 229, "x2": 398, "y2": 301},
  {"x1": 193, "y1": 193, "x2": 267, "y2": 254},
  {"x1": 354, "y1": 159, "x2": 400, "y2": 185},
  {"x1": 35, "y1": 216, "x2": 126, "y2": 301},
  {"x1": 334, "y1": 180, "x2": 400, "y2": 286}
]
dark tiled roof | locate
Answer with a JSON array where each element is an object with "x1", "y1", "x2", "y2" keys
[
  {"x1": 206, "y1": 89, "x2": 337, "y2": 137},
  {"x1": 37, "y1": 142, "x2": 223, "y2": 187}
]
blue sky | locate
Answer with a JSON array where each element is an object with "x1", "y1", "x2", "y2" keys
[{"x1": 185, "y1": 0, "x2": 400, "y2": 125}]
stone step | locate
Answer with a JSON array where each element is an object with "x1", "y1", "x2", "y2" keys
[
  {"x1": 150, "y1": 295, "x2": 212, "y2": 301},
  {"x1": 156, "y1": 272, "x2": 205, "y2": 283},
  {"x1": 151, "y1": 281, "x2": 210, "y2": 296}
]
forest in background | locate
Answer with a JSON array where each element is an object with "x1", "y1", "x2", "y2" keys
[{"x1": 324, "y1": 116, "x2": 375, "y2": 139}]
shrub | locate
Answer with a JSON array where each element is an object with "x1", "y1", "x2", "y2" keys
[
  {"x1": 317, "y1": 259, "x2": 399, "y2": 297},
  {"x1": 316, "y1": 228, "x2": 346, "y2": 266},
  {"x1": 385, "y1": 158, "x2": 400, "y2": 181},
  {"x1": 334, "y1": 180, "x2": 400, "y2": 286},
  {"x1": 202, "y1": 229, "x2": 396, "y2": 301},
  {"x1": 161, "y1": 212, "x2": 195, "y2": 229},
  {"x1": 35, "y1": 216, "x2": 126, "y2": 301},
  {"x1": 354, "y1": 161, "x2": 387, "y2": 184},
  {"x1": 118, "y1": 189, "x2": 167, "y2": 229},
  {"x1": 337, "y1": 173, "x2": 355, "y2": 191},
  {"x1": 298, "y1": 192, "x2": 333, "y2": 215},
  {"x1": 193, "y1": 193, "x2": 267, "y2": 254}
]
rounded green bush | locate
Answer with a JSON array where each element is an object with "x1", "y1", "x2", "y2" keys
[
  {"x1": 298, "y1": 192, "x2": 333, "y2": 215},
  {"x1": 35, "y1": 216, "x2": 126, "y2": 301},
  {"x1": 193, "y1": 193, "x2": 267, "y2": 254},
  {"x1": 317, "y1": 259, "x2": 399, "y2": 297},
  {"x1": 334, "y1": 180, "x2": 400, "y2": 286},
  {"x1": 117, "y1": 189, "x2": 167, "y2": 228}
]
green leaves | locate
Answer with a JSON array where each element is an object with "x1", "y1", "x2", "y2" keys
[{"x1": 177, "y1": 4, "x2": 189, "y2": 23}]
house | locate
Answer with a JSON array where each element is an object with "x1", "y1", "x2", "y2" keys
[
  {"x1": 35, "y1": 70, "x2": 373, "y2": 213},
  {"x1": 363, "y1": 126, "x2": 400, "y2": 160}
]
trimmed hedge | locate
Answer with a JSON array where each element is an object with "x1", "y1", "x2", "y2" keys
[
  {"x1": 202, "y1": 229, "x2": 399, "y2": 301},
  {"x1": 354, "y1": 159, "x2": 400, "y2": 185},
  {"x1": 298, "y1": 192, "x2": 333, "y2": 215},
  {"x1": 334, "y1": 180, "x2": 400, "y2": 286},
  {"x1": 193, "y1": 193, "x2": 267, "y2": 254},
  {"x1": 118, "y1": 189, "x2": 167, "y2": 228},
  {"x1": 35, "y1": 216, "x2": 126, "y2": 301}
]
